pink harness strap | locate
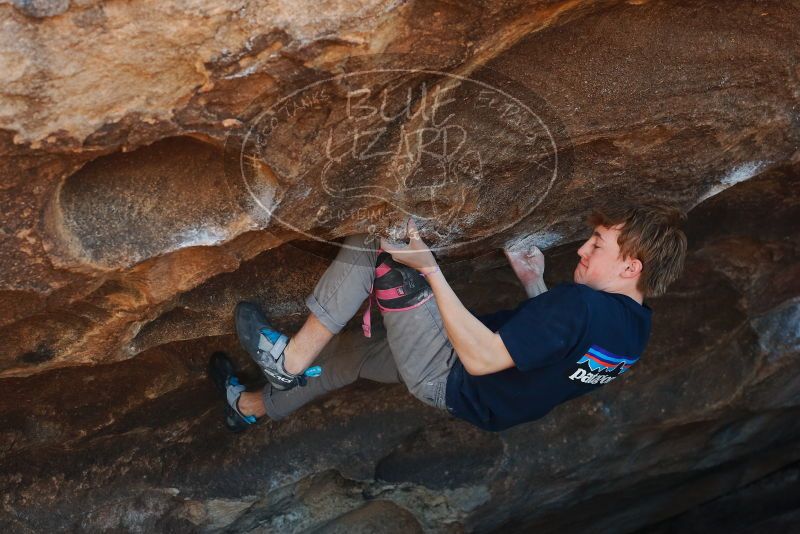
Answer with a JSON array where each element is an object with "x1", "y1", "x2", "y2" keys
[
  {"x1": 375, "y1": 287, "x2": 406, "y2": 299},
  {"x1": 361, "y1": 248, "x2": 384, "y2": 338},
  {"x1": 375, "y1": 263, "x2": 391, "y2": 278},
  {"x1": 362, "y1": 292, "x2": 373, "y2": 337}
]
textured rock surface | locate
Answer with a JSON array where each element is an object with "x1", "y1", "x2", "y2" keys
[{"x1": 1, "y1": 0, "x2": 799, "y2": 532}]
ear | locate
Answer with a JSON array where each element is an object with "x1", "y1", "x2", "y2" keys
[{"x1": 620, "y1": 257, "x2": 643, "y2": 279}]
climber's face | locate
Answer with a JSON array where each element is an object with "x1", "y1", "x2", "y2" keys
[{"x1": 574, "y1": 225, "x2": 638, "y2": 292}]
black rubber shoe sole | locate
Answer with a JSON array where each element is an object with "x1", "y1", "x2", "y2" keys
[{"x1": 234, "y1": 302, "x2": 267, "y2": 359}]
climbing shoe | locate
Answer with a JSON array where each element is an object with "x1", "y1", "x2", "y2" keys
[
  {"x1": 234, "y1": 302, "x2": 315, "y2": 391},
  {"x1": 208, "y1": 351, "x2": 259, "y2": 433}
]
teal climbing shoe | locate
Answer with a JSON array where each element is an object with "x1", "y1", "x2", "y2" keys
[
  {"x1": 234, "y1": 302, "x2": 306, "y2": 391},
  {"x1": 208, "y1": 351, "x2": 259, "y2": 433}
]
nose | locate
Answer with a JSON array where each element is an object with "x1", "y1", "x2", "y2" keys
[{"x1": 577, "y1": 241, "x2": 590, "y2": 259}]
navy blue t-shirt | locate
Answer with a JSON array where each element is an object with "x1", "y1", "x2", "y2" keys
[{"x1": 445, "y1": 283, "x2": 652, "y2": 432}]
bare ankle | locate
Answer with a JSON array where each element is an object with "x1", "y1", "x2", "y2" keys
[
  {"x1": 238, "y1": 390, "x2": 267, "y2": 418},
  {"x1": 282, "y1": 340, "x2": 303, "y2": 375},
  {"x1": 280, "y1": 313, "x2": 334, "y2": 375}
]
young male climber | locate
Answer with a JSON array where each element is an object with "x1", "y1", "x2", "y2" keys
[{"x1": 210, "y1": 203, "x2": 687, "y2": 432}]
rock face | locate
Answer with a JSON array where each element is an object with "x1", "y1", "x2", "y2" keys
[{"x1": 1, "y1": 0, "x2": 799, "y2": 532}]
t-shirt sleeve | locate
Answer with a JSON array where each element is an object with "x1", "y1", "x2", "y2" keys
[{"x1": 497, "y1": 285, "x2": 589, "y2": 371}]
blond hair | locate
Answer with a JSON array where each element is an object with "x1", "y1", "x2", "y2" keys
[{"x1": 587, "y1": 202, "x2": 687, "y2": 297}]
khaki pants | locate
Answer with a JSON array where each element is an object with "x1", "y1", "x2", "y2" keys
[{"x1": 262, "y1": 234, "x2": 456, "y2": 420}]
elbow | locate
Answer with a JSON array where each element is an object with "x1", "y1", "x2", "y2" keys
[
  {"x1": 462, "y1": 359, "x2": 493, "y2": 376},
  {"x1": 459, "y1": 333, "x2": 512, "y2": 376}
]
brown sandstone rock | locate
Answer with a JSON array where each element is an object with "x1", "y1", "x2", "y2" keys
[{"x1": 0, "y1": 0, "x2": 799, "y2": 532}]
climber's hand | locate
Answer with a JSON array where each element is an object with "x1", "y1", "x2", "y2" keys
[
  {"x1": 503, "y1": 244, "x2": 545, "y2": 292},
  {"x1": 380, "y1": 218, "x2": 438, "y2": 273}
]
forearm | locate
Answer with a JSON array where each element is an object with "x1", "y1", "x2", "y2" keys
[
  {"x1": 423, "y1": 269, "x2": 500, "y2": 375},
  {"x1": 523, "y1": 278, "x2": 548, "y2": 299},
  {"x1": 377, "y1": 221, "x2": 510, "y2": 374}
]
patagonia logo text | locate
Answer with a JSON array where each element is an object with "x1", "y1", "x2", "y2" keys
[{"x1": 567, "y1": 345, "x2": 639, "y2": 385}]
